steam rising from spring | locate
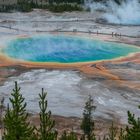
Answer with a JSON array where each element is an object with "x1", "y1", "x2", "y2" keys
[{"x1": 85, "y1": 0, "x2": 140, "y2": 25}]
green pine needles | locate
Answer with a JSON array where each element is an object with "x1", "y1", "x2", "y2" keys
[
  {"x1": 3, "y1": 81, "x2": 35, "y2": 140},
  {"x1": 81, "y1": 95, "x2": 96, "y2": 140},
  {"x1": 59, "y1": 131, "x2": 78, "y2": 140},
  {"x1": 125, "y1": 109, "x2": 140, "y2": 140},
  {"x1": 38, "y1": 88, "x2": 57, "y2": 140}
]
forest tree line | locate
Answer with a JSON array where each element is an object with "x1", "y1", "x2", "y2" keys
[{"x1": 0, "y1": 0, "x2": 136, "y2": 12}]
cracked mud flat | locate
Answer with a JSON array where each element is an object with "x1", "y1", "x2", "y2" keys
[{"x1": 0, "y1": 10, "x2": 140, "y2": 125}]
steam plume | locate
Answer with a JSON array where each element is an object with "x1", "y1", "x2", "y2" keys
[{"x1": 85, "y1": 0, "x2": 140, "y2": 25}]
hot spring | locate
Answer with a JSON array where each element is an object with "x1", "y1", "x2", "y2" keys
[{"x1": 1, "y1": 35, "x2": 140, "y2": 63}]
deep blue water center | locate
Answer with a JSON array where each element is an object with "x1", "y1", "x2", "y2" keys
[{"x1": 2, "y1": 35, "x2": 140, "y2": 63}]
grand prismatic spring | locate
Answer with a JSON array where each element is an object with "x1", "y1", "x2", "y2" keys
[{"x1": 1, "y1": 35, "x2": 140, "y2": 63}]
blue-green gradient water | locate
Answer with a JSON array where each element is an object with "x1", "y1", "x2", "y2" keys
[{"x1": 2, "y1": 35, "x2": 140, "y2": 63}]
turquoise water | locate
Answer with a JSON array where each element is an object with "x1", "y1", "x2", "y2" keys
[{"x1": 2, "y1": 35, "x2": 140, "y2": 63}]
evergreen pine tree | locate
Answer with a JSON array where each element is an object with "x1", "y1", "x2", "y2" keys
[
  {"x1": 104, "y1": 122, "x2": 117, "y2": 140},
  {"x1": 81, "y1": 95, "x2": 96, "y2": 140},
  {"x1": 125, "y1": 107, "x2": 140, "y2": 140},
  {"x1": 118, "y1": 128, "x2": 126, "y2": 140},
  {"x1": 0, "y1": 97, "x2": 5, "y2": 140},
  {"x1": 3, "y1": 81, "x2": 35, "y2": 140},
  {"x1": 38, "y1": 88, "x2": 57, "y2": 140},
  {"x1": 59, "y1": 130, "x2": 78, "y2": 140}
]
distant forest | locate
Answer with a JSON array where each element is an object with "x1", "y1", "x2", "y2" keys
[
  {"x1": 0, "y1": 0, "x2": 139, "y2": 12},
  {"x1": 47, "y1": 0, "x2": 125, "y2": 4},
  {"x1": 48, "y1": 0, "x2": 84, "y2": 4}
]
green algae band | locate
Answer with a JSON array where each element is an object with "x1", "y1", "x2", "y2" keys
[{"x1": 2, "y1": 35, "x2": 140, "y2": 63}]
